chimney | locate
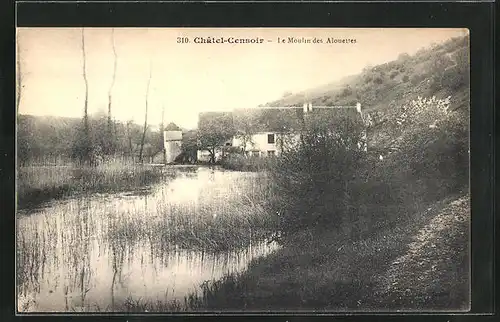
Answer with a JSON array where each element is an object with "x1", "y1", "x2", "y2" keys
[{"x1": 356, "y1": 102, "x2": 362, "y2": 114}]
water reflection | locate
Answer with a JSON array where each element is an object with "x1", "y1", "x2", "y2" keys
[{"x1": 17, "y1": 166, "x2": 277, "y2": 312}]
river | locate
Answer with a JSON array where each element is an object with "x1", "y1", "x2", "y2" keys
[{"x1": 16, "y1": 166, "x2": 278, "y2": 312}]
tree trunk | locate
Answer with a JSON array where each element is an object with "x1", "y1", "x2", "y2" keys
[
  {"x1": 81, "y1": 28, "x2": 91, "y2": 165},
  {"x1": 107, "y1": 28, "x2": 118, "y2": 156},
  {"x1": 16, "y1": 34, "x2": 22, "y2": 114},
  {"x1": 279, "y1": 132, "x2": 284, "y2": 153},
  {"x1": 208, "y1": 149, "x2": 216, "y2": 164},
  {"x1": 126, "y1": 121, "x2": 134, "y2": 161},
  {"x1": 161, "y1": 104, "x2": 166, "y2": 165},
  {"x1": 139, "y1": 63, "x2": 152, "y2": 164}
]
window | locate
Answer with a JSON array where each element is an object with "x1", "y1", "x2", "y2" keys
[
  {"x1": 267, "y1": 150, "x2": 276, "y2": 157},
  {"x1": 267, "y1": 133, "x2": 275, "y2": 144},
  {"x1": 225, "y1": 142, "x2": 232, "y2": 146}
]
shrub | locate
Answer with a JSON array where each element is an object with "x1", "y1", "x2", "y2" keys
[
  {"x1": 410, "y1": 74, "x2": 425, "y2": 86},
  {"x1": 266, "y1": 92, "x2": 469, "y2": 243},
  {"x1": 398, "y1": 52, "x2": 411, "y2": 61},
  {"x1": 382, "y1": 95, "x2": 468, "y2": 196},
  {"x1": 441, "y1": 48, "x2": 469, "y2": 91},
  {"x1": 340, "y1": 85, "x2": 353, "y2": 98},
  {"x1": 389, "y1": 70, "x2": 399, "y2": 79},
  {"x1": 267, "y1": 114, "x2": 366, "y2": 239}
]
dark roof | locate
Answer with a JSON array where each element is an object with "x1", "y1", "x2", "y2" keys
[
  {"x1": 197, "y1": 107, "x2": 364, "y2": 134},
  {"x1": 233, "y1": 107, "x2": 304, "y2": 133},
  {"x1": 198, "y1": 112, "x2": 235, "y2": 137},
  {"x1": 198, "y1": 112, "x2": 233, "y2": 127},
  {"x1": 233, "y1": 107, "x2": 363, "y2": 133}
]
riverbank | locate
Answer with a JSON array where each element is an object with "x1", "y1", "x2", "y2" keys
[
  {"x1": 17, "y1": 162, "x2": 166, "y2": 210},
  {"x1": 184, "y1": 194, "x2": 469, "y2": 311},
  {"x1": 16, "y1": 168, "x2": 278, "y2": 312}
]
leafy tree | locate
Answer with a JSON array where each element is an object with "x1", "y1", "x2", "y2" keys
[
  {"x1": 233, "y1": 110, "x2": 259, "y2": 153},
  {"x1": 269, "y1": 111, "x2": 366, "y2": 238},
  {"x1": 197, "y1": 112, "x2": 235, "y2": 163},
  {"x1": 180, "y1": 129, "x2": 198, "y2": 163}
]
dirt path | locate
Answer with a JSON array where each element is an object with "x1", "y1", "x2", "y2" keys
[{"x1": 375, "y1": 196, "x2": 470, "y2": 311}]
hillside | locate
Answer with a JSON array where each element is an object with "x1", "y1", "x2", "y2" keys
[
  {"x1": 266, "y1": 35, "x2": 468, "y2": 112},
  {"x1": 266, "y1": 36, "x2": 469, "y2": 159},
  {"x1": 265, "y1": 74, "x2": 359, "y2": 107}
]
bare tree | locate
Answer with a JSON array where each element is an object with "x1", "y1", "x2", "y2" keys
[
  {"x1": 106, "y1": 28, "x2": 118, "y2": 156},
  {"x1": 138, "y1": 62, "x2": 152, "y2": 164},
  {"x1": 126, "y1": 120, "x2": 134, "y2": 160},
  {"x1": 16, "y1": 33, "x2": 22, "y2": 114},
  {"x1": 81, "y1": 28, "x2": 91, "y2": 165}
]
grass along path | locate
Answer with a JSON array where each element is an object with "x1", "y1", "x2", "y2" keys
[
  {"x1": 183, "y1": 194, "x2": 469, "y2": 312},
  {"x1": 374, "y1": 196, "x2": 470, "y2": 311}
]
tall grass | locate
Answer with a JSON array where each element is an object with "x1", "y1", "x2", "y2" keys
[
  {"x1": 17, "y1": 161, "x2": 165, "y2": 209},
  {"x1": 106, "y1": 173, "x2": 277, "y2": 253},
  {"x1": 220, "y1": 154, "x2": 276, "y2": 172}
]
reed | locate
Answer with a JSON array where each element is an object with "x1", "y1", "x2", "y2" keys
[
  {"x1": 17, "y1": 161, "x2": 165, "y2": 209},
  {"x1": 17, "y1": 170, "x2": 278, "y2": 312},
  {"x1": 106, "y1": 173, "x2": 277, "y2": 253}
]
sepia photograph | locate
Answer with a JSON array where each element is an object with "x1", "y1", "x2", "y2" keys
[{"x1": 16, "y1": 28, "x2": 470, "y2": 313}]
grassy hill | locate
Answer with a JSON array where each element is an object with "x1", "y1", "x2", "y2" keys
[{"x1": 267, "y1": 36, "x2": 468, "y2": 113}]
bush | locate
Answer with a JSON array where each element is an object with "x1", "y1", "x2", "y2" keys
[
  {"x1": 340, "y1": 85, "x2": 353, "y2": 98},
  {"x1": 266, "y1": 92, "x2": 469, "y2": 243},
  {"x1": 390, "y1": 70, "x2": 399, "y2": 79},
  {"x1": 267, "y1": 114, "x2": 366, "y2": 239},
  {"x1": 440, "y1": 48, "x2": 469, "y2": 91},
  {"x1": 410, "y1": 74, "x2": 425, "y2": 86}
]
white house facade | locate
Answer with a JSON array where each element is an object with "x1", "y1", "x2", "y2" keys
[
  {"x1": 232, "y1": 132, "x2": 302, "y2": 157},
  {"x1": 163, "y1": 130, "x2": 183, "y2": 164}
]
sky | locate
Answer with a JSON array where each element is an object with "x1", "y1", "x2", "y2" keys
[{"x1": 17, "y1": 28, "x2": 468, "y2": 129}]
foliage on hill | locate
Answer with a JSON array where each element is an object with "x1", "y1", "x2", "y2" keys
[
  {"x1": 267, "y1": 35, "x2": 469, "y2": 112},
  {"x1": 266, "y1": 34, "x2": 469, "y2": 240}
]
